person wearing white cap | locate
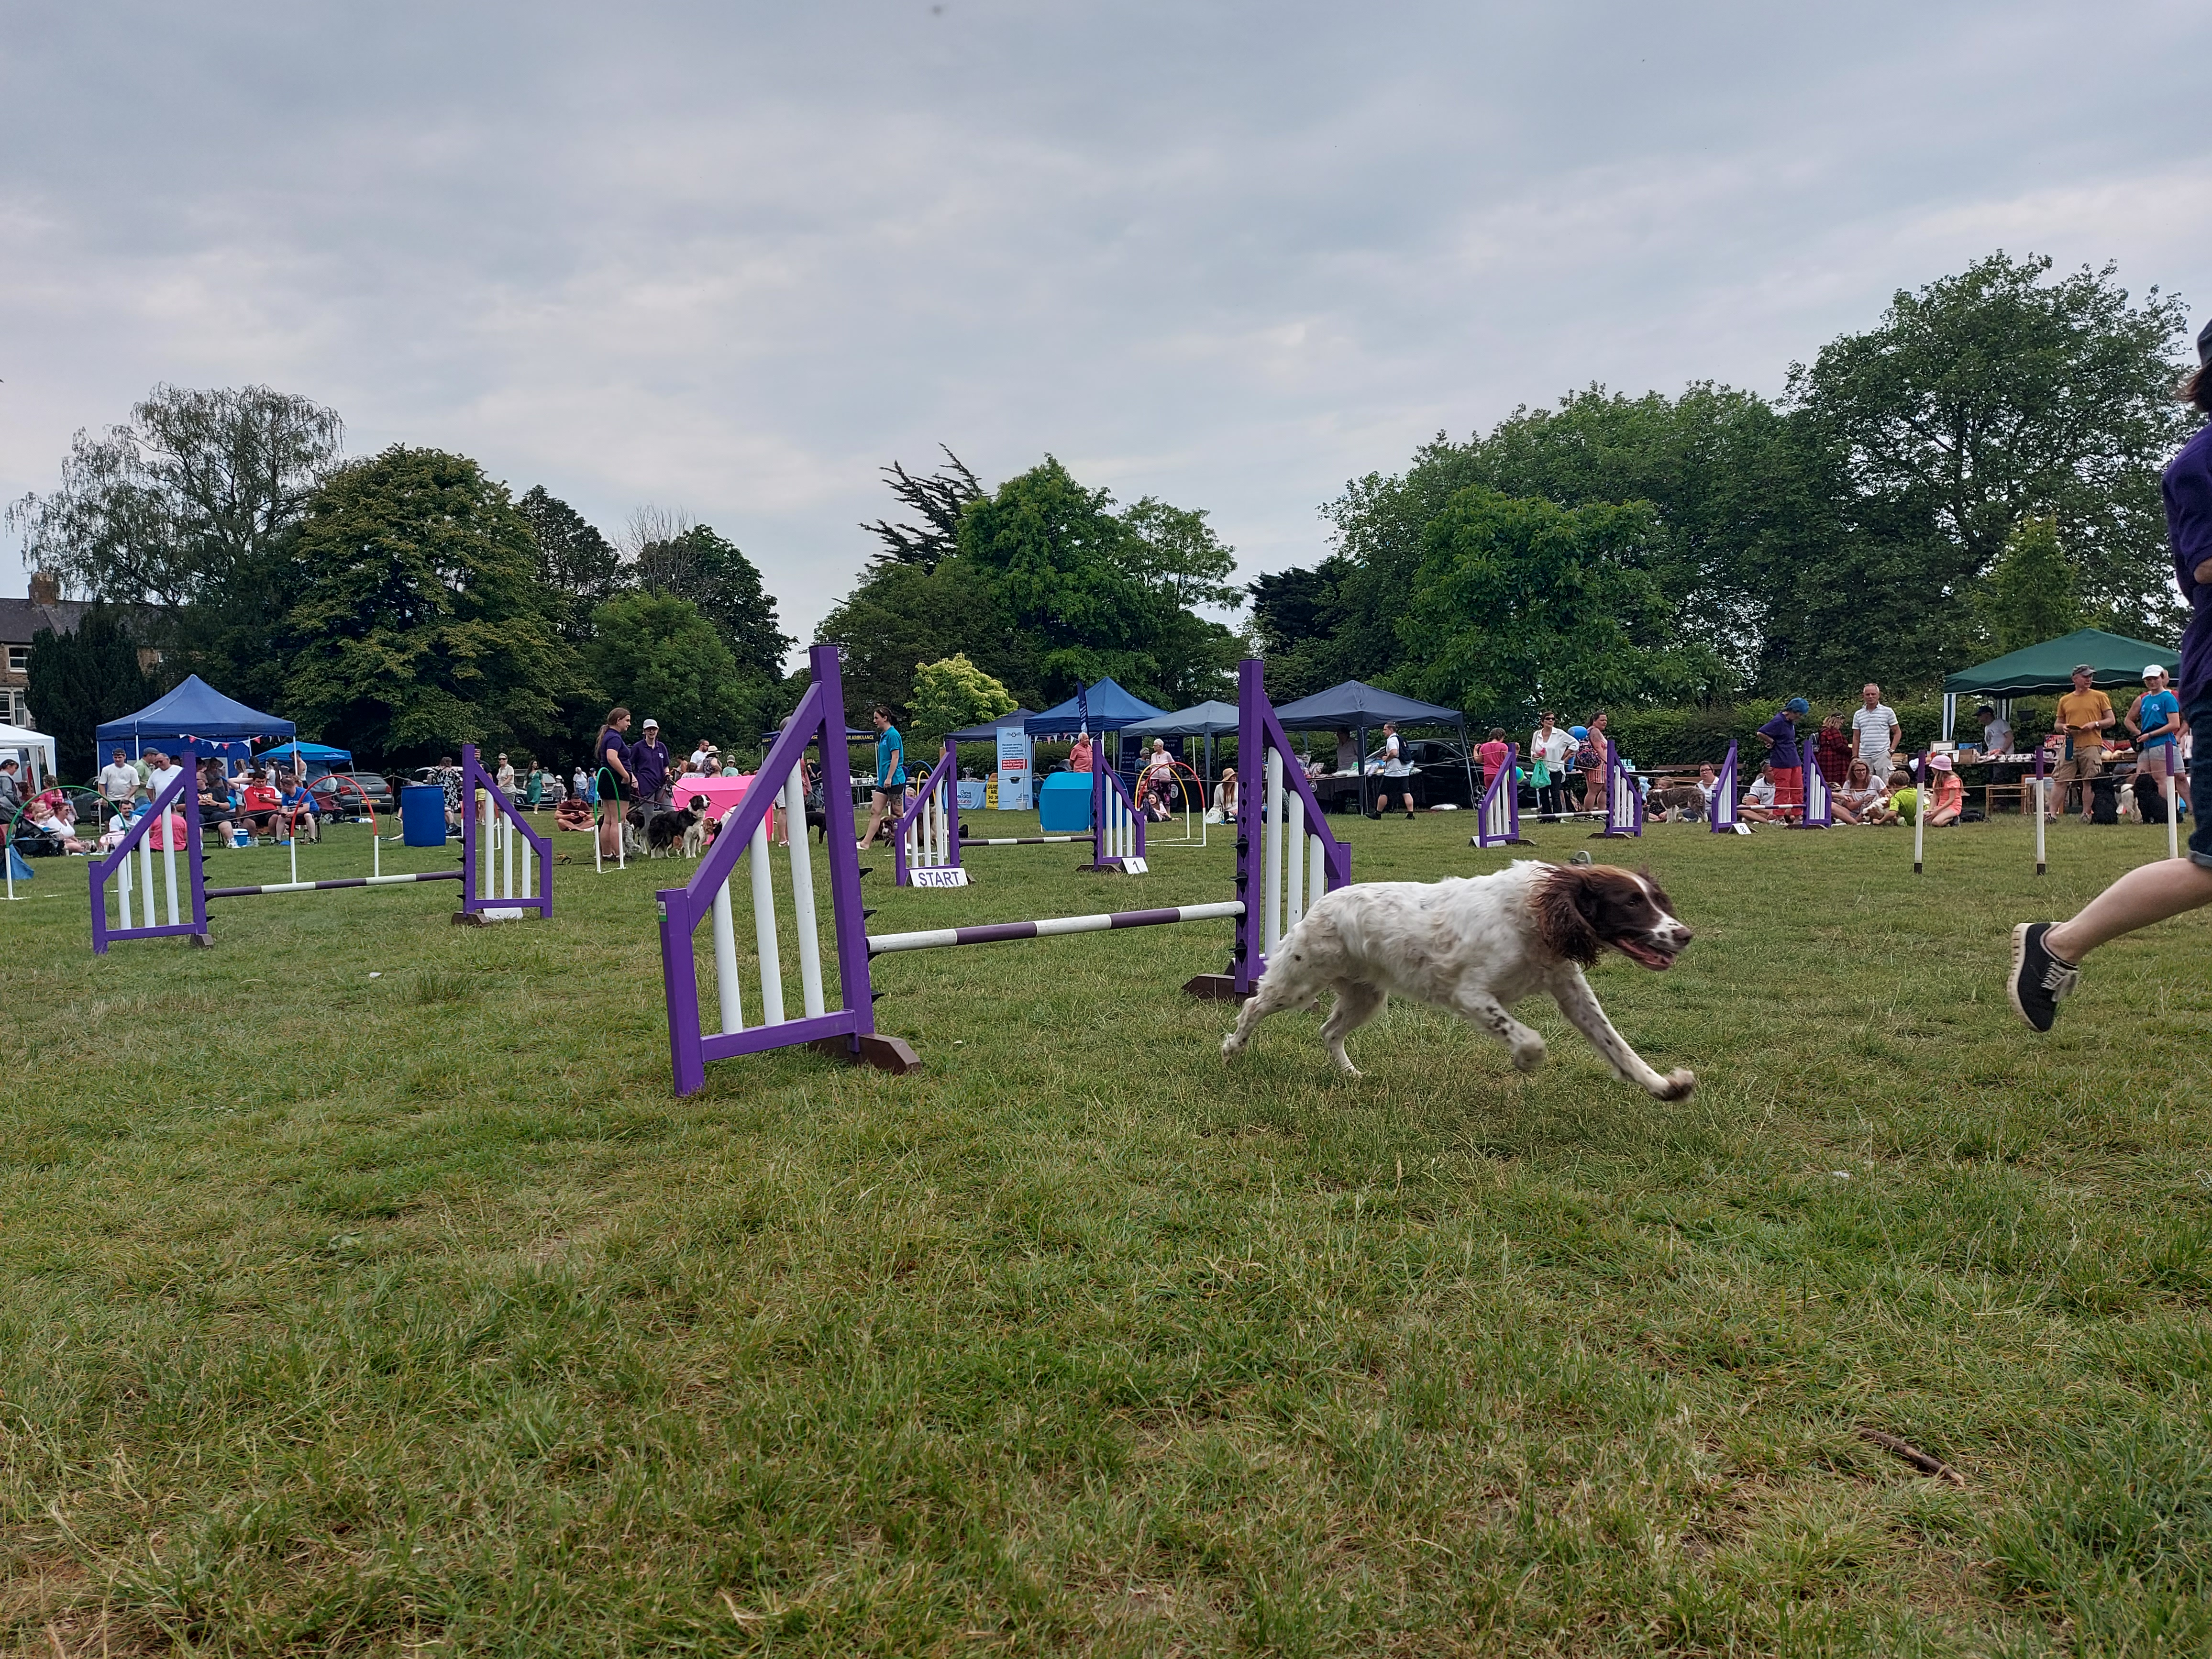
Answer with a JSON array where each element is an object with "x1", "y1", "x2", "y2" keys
[
  {"x1": 2011, "y1": 323, "x2": 2212, "y2": 1032},
  {"x1": 629, "y1": 718, "x2": 673, "y2": 808},
  {"x1": 2124, "y1": 663, "x2": 2182, "y2": 814}
]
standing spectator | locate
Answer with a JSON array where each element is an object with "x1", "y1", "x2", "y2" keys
[
  {"x1": 571, "y1": 764, "x2": 589, "y2": 805},
  {"x1": 1529, "y1": 712, "x2": 1571, "y2": 819},
  {"x1": 144, "y1": 750, "x2": 186, "y2": 805},
  {"x1": 495, "y1": 753, "x2": 516, "y2": 796},
  {"x1": 629, "y1": 718, "x2": 672, "y2": 808},
  {"x1": 1976, "y1": 703, "x2": 2013, "y2": 756},
  {"x1": 2125, "y1": 664, "x2": 2183, "y2": 815},
  {"x1": 1372, "y1": 721, "x2": 1416, "y2": 818},
  {"x1": 1478, "y1": 727, "x2": 1511, "y2": 790},
  {"x1": 1756, "y1": 698, "x2": 1809, "y2": 821},
  {"x1": 689, "y1": 738, "x2": 713, "y2": 772},
  {"x1": 595, "y1": 708, "x2": 635, "y2": 860},
  {"x1": 1851, "y1": 684, "x2": 1901, "y2": 777},
  {"x1": 1578, "y1": 712, "x2": 1613, "y2": 816},
  {"x1": 1813, "y1": 711, "x2": 1852, "y2": 786},
  {"x1": 0, "y1": 757, "x2": 23, "y2": 820},
  {"x1": 1068, "y1": 731, "x2": 1093, "y2": 773},
  {"x1": 2049, "y1": 664, "x2": 2115, "y2": 824},
  {"x1": 2010, "y1": 332, "x2": 2212, "y2": 1028},
  {"x1": 97, "y1": 747, "x2": 139, "y2": 822},
  {"x1": 856, "y1": 704, "x2": 907, "y2": 851}
]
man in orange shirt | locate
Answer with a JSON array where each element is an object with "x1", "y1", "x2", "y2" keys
[{"x1": 2048, "y1": 664, "x2": 2114, "y2": 824}]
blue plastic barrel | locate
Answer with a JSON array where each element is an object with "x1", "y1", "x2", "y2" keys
[
  {"x1": 400, "y1": 784, "x2": 447, "y2": 847},
  {"x1": 1038, "y1": 770, "x2": 1092, "y2": 832}
]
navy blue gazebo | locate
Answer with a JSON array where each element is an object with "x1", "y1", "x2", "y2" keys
[{"x1": 95, "y1": 675, "x2": 295, "y2": 762}]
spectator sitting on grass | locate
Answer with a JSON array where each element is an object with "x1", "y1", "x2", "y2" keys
[
  {"x1": 1925, "y1": 753, "x2": 1964, "y2": 825},
  {"x1": 20, "y1": 796, "x2": 93, "y2": 855},
  {"x1": 1887, "y1": 769, "x2": 1920, "y2": 825},
  {"x1": 1834, "y1": 759, "x2": 1894, "y2": 824}
]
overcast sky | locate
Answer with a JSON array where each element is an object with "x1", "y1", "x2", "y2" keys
[{"x1": 5, "y1": 1, "x2": 2209, "y2": 653}]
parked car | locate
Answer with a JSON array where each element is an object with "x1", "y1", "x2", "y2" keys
[
  {"x1": 310, "y1": 771, "x2": 397, "y2": 821},
  {"x1": 1306, "y1": 738, "x2": 1477, "y2": 810}
]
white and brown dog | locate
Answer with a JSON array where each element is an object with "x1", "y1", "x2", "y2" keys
[{"x1": 1222, "y1": 860, "x2": 1696, "y2": 1098}]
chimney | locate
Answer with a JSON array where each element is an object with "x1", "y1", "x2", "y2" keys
[{"x1": 28, "y1": 570, "x2": 60, "y2": 606}]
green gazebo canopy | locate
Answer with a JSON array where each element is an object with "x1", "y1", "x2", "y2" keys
[{"x1": 1943, "y1": 628, "x2": 2180, "y2": 699}]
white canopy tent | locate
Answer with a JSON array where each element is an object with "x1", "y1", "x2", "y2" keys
[{"x1": 0, "y1": 722, "x2": 56, "y2": 788}]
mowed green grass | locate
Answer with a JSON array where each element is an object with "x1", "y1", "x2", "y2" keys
[{"x1": 5, "y1": 807, "x2": 2211, "y2": 1656}]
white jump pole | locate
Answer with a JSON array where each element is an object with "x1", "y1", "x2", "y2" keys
[
  {"x1": 503, "y1": 808, "x2": 515, "y2": 898},
  {"x1": 784, "y1": 765, "x2": 826, "y2": 1018},
  {"x1": 1913, "y1": 753, "x2": 1925, "y2": 876},
  {"x1": 2034, "y1": 748, "x2": 2046, "y2": 878},
  {"x1": 116, "y1": 846, "x2": 132, "y2": 929},
  {"x1": 710, "y1": 871, "x2": 743, "y2": 1034},
  {"x1": 749, "y1": 814, "x2": 784, "y2": 1026},
  {"x1": 1263, "y1": 748, "x2": 1284, "y2": 956},
  {"x1": 1286, "y1": 787, "x2": 1305, "y2": 930},
  {"x1": 139, "y1": 826, "x2": 156, "y2": 926}
]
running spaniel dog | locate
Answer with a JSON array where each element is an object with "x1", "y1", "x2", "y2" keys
[{"x1": 1222, "y1": 860, "x2": 1696, "y2": 1098}]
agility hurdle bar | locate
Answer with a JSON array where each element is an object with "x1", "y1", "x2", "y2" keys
[
  {"x1": 89, "y1": 767, "x2": 206, "y2": 953},
  {"x1": 1473, "y1": 744, "x2": 1526, "y2": 848},
  {"x1": 657, "y1": 652, "x2": 1349, "y2": 1093},
  {"x1": 207, "y1": 870, "x2": 460, "y2": 899},
  {"x1": 1708, "y1": 743, "x2": 1742, "y2": 833},
  {"x1": 869, "y1": 901, "x2": 1246, "y2": 955},
  {"x1": 460, "y1": 743, "x2": 553, "y2": 919}
]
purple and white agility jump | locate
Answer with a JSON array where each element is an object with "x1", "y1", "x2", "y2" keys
[{"x1": 655, "y1": 650, "x2": 1350, "y2": 1093}]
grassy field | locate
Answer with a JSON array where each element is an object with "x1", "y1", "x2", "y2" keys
[{"x1": 5, "y1": 807, "x2": 2211, "y2": 1656}]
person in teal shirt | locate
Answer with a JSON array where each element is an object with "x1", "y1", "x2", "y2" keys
[
  {"x1": 856, "y1": 703, "x2": 907, "y2": 851},
  {"x1": 2127, "y1": 663, "x2": 2183, "y2": 816}
]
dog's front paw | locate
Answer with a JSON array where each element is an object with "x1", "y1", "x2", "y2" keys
[
  {"x1": 1650, "y1": 1068, "x2": 1696, "y2": 1101},
  {"x1": 1511, "y1": 1039, "x2": 1547, "y2": 1074},
  {"x1": 1220, "y1": 1032, "x2": 1245, "y2": 1058}
]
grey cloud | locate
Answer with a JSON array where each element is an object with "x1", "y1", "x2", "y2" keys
[{"x1": 4, "y1": 0, "x2": 2208, "y2": 649}]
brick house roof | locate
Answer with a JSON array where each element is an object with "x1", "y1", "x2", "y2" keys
[{"x1": 0, "y1": 594, "x2": 92, "y2": 645}]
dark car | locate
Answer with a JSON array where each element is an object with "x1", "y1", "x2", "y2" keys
[
  {"x1": 1307, "y1": 738, "x2": 1478, "y2": 811},
  {"x1": 310, "y1": 771, "x2": 396, "y2": 822}
]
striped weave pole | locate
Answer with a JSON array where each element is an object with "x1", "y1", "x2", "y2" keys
[
  {"x1": 205, "y1": 870, "x2": 464, "y2": 899},
  {"x1": 868, "y1": 900, "x2": 1245, "y2": 956}
]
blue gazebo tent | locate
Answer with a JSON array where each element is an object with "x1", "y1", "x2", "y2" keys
[
  {"x1": 257, "y1": 739, "x2": 352, "y2": 771},
  {"x1": 1024, "y1": 680, "x2": 1170, "y2": 776},
  {"x1": 1122, "y1": 699, "x2": 1240, "y2": 780},
  {"x1": 1269, "y1": 680, "x2": 1472, "y2": 815},
  {"x1": 94, "y1": 675, "x2": 294, "y2": 761}
]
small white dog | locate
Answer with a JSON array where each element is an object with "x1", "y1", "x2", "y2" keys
[{"x1": 1222, "y1": 860, "x2": 1696, "y2": 1098}]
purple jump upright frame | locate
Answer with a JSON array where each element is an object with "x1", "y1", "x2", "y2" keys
[
  {"x1": 892, "y1": 741, "x2": 961, "y2": 886},
  {"x1": 1204, "y1": 656, "x2": 1352, "y2": 1001},
  {"x1": 658, "y1": 643, "x2": 919, "y2": 1096},
  {"x1": 1599, "y1": 749, "x2": 1644, "y2": 838},
  {"x1": 1474, "y1": 744, "x2": 1525, "y2": 848},
  {"x1": 1090, "y1": 760, "x2": 1145, "y2": 870},
  {"x1": 459, "y1": 742, "x2": 553, "y2": 919},
  {"x1": 88, "y1": 767, "x2": 207, "y2": 953},
  {"x1": 1796, "y1": 750, "x2": 1835, "y2": 829},
  {"x1": 1707, "y1": 742, "x2": 1742, "y2": 833}
]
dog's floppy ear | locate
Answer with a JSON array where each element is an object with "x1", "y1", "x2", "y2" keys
[{"x1": 1535, "y1": 867, "x2": 1602, "y2": 965}]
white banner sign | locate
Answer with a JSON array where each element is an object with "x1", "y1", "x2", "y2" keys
[{"x1": 995, "y1": 723, "x2": 1033, "y2": 809}]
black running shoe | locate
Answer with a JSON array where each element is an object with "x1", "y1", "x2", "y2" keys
[{"x1": 2008, "y1": 922, "x2": 2079, "y2": 1033}]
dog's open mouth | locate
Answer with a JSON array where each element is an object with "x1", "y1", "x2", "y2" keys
[{"x1": 1615, "y1": 937, "x2": 1681, "y2": 971}]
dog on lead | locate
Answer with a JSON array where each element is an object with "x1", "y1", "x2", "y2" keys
[
  {"x1": 645, "y1": 798, "x2": 707, "y2": 858},
  {"x1": 1222, "y1": 860, "x2": 1696, "y2": 1098}
]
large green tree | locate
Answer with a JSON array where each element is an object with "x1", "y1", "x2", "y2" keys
[
  {"x1": 860, "y1": 447, "x2": 984, "y2": 573},
  {"x1": 633, "y1": 521, "x2": 792, "y2": 679},
  {"x1": 585, "y1": 591, "x2": 759, "y2": 750},
  {"x1": 1399, "y1": 488, "x2": 1719, "y2": 723},
  {"x1": 282, "y1": 447, "x2": 581, "y2": 762},
  {"x1": 819, "y1": 556, "x2": 1029, "y2": 719},
  {"x1": 517, "y1": 487, "x2": 625, "y2": 643},
  {"x1": 6, "y1": 385, "x2": 343, "y2": 612},
  {"x1": 905, "y1": 654, "x2": 1018, "y2": 748},
  {"x1": 1978, "y1": 516, "x2": 2084, "y2": 653},
  {"x1": 1789, "y1": 252, "x2": 2195, "y2": 635},
  {"x1": 23, "y1": 608, "x2": 155, "y2": 778}
]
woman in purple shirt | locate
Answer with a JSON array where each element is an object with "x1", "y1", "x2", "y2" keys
[{"x1": 2011, "y1": 322, "x2": 2212, "y2": 1030}]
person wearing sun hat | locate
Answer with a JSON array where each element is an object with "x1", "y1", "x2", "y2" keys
[
  {"x1": 1756, "y1": 697, "x2": 1810, "y2": 821},
  {"x1": 2011, "y1": 316, "x2": 2212, "y2": 1031},
  {"x1": 2124, "y1": 661, "x2": 2183, "y2": 816},
  {"x1": 1924, "y1": 752, "x2": 1964, "y2": 825}
]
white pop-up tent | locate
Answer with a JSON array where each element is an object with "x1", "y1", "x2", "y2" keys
[{"x1": 0, "y1": 722, "x2": 56, "y2": 788}]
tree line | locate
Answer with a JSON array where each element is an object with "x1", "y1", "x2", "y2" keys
[
  {"x1": 1254, "y1": 252, "x2": 2203, "y2": 729},
  {"x1": 13, "y1": 250, "x2": 2201, "y2": 776}
]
